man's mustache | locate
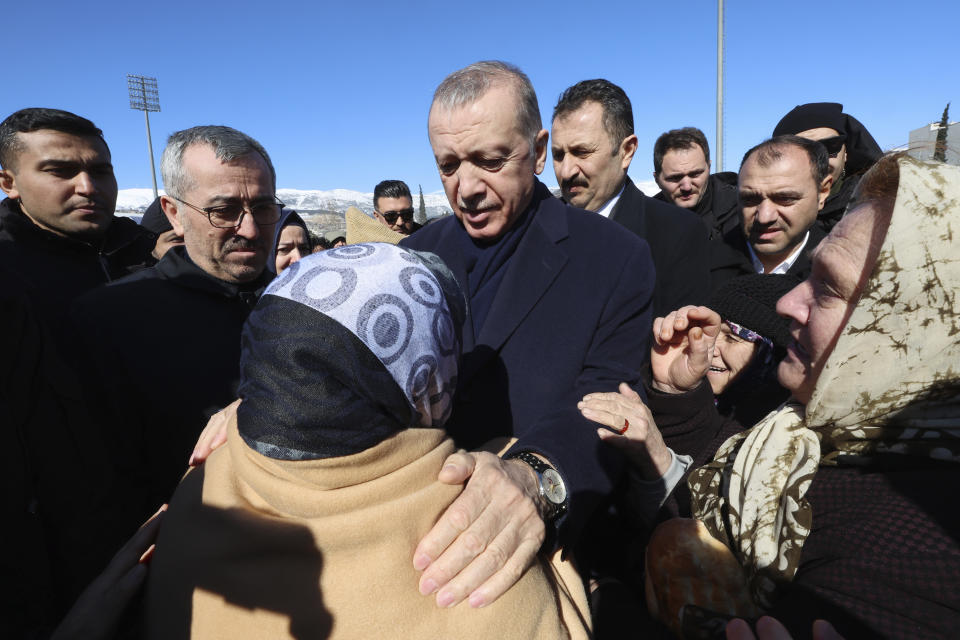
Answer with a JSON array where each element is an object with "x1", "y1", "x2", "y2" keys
[
  {"x1": 223, "y1": 237, "x2": 261, "y2": 251},
  {"x1": 747, "y1": 221, "x2": 783, "y2": 237},
  {"x1": 561, "y1": 178, "x2": 588, "y2": 192}
]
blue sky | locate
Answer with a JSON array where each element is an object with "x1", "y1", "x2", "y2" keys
[{"x1": 4, "y1": 0, "x2": 957, "y2": 193}]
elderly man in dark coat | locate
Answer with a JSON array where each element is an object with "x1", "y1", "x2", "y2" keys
[
  {"x1": 401, "y1": 61, "x2": 657, "y2": 611},
  {"x1": 69, "y1": 125, "x2": 278, "y2": 544}
]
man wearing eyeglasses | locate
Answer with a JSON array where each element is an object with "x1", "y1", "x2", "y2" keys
[
  {"x1": 373, "y1": 179, "x2": 421, "y2": 235},
  {"x1": 68, "y1": 125, "x2": 279, "y2": 542},
  {"x1": 772, "y1": 103, "x2": 882, "y2": 234}
]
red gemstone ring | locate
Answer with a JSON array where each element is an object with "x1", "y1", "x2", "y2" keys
[{"x1": 616, "y1": 419, "x2": 629, "y2": 435}]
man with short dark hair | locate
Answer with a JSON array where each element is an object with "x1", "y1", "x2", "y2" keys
[
  {"x1": 0, "y1": 108, "x2": 155, "y2": 325},
  {"x1": 550, "y1": 79, "x2": 710, "y2": 318},
  {"x1": 652, "y1": 126, "x2": 740, "y2": 240},
  {"x1": 713, "y1": 135, "x2": 832, "y2": 287},
  {"x1": 69, "y1": 125, "x2": 279, "y2": 539},
  {"x1": 373, "y1": 179, "x2": 421, "y2": 235},
  {"x1": 401, "y1": 61, "x2": 658, "y2": 613}
]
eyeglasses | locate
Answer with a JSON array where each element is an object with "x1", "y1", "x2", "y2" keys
[
  {"x1": 377, "y1": 207, "x2": 415, "y2": 224},
  {"x1": 168, "y1": 195, "x2": 285, "y2": 228},
  {"x1": 817, "y1": 135, "x2": 846, "y2": 158}
]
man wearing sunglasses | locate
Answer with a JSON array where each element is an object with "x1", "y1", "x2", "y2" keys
[
  {"x1": 69, "y1": 125, "x2": 279, "y2": 543},
  {"x1": 373, "y1": 179, "x2": 422, "y2": 235},
  {"x1": 773, "y1": 103, "x2": 882, "y2": 233}
]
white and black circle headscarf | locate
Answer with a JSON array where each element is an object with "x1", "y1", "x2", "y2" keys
[{"x1": 236, "y1": 243, "x2": 465, "y2": 460}]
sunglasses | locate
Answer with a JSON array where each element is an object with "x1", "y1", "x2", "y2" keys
[
  {"x1": 378, "y1": 207, "x2": 415, "y2": 224},
  {"x1": 817, "y1": 135, "x2": 846, "y2": 158}
]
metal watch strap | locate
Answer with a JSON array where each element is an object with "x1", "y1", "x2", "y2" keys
[{"x1": 506, "y1": 451, "x2": 568, "y2": 521}]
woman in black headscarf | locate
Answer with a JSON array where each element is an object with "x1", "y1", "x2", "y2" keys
[
  {"x1": 146, "y1": 243, "x2": 590, "y2": 639},
  {"x1": 269, "y1": 207, "x2": 311, "y2": 274}
]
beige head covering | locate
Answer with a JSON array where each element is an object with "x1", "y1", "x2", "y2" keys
[
  {"x1": 688, "y1": 156, "x2": 960, "y2": 609},
  {"x1": 345, "y1": 206, "x2": 405, "y2": 244}
]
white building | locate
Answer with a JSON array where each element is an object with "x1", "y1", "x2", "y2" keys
[{"x1": 908, "y1": 121, "x2": 959, "y2": 165}]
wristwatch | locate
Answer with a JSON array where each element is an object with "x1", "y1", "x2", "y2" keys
[{"x1": 506, "y1": 451, "x2": 568, "y2": 522}]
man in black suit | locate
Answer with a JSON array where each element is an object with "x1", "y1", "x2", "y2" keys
[
  {"x1": 711, "y1": 135, "x2": 832, "y2": 290},
  {"x1": 651, "y1": 126, "x2": 741, "y2": 241},
  {"x1": 550, "y1": 79, "x2": 710, "y2": 318},
  {"x1": 401, "y1": 61, "x2": 660, "y2": 612}
]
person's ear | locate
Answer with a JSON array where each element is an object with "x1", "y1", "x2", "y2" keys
[
  {"x1": 533, "y1": 129, "x2": 549, "y2": 175},
  {"x1": 0, "y1": 168, "x2": 19, "y2": 199},
  {"x1": 817, "y1": 174, "x2": 833, "y2": 211},
  {"x1": 160, "y1": 196, "x2": 186, "y2": 236},
  {"x1": 620, "y1": 134, "x2": 638, "y2": 171}
]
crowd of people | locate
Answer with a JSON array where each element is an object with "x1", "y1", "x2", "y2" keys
[{"x1": 1, "y1": 59, "x2": 957, "y2": 640}]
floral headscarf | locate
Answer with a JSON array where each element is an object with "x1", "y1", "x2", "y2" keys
[{"x1": 688, "y1": 156, "x2": 960, "y2": 610}]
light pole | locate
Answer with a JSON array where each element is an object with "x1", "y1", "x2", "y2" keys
[
  {"x1": 127, "y1": 74, "x2": 161, "y2": 199},
  {"x1": 716, "y1": 0, "x2": 725, "y2": 172}
]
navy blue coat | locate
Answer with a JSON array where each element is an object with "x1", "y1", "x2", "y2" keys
[
  {"x1": 402, "y1": 182, "x2": 655, "y2": 546},
  {"x1": 609, "y1": 178, "x2": 711, "y2": 318}
]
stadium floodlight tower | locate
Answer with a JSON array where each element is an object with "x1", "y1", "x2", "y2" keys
[{"x1": 127, "y1": 74, "x2": 161, "y2": 199}]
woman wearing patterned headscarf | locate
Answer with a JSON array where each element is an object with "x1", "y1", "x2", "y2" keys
[
  {"x1": 145, "y1": 243, "x2": 589, "y2": 639},
  {"x1": 586, "y1": 155, "x2": 960, "y2": 638}
]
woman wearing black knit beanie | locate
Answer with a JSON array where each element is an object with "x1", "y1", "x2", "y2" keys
[{"x1": 707, "y1": 274, "x2": 799, "y2": 425}]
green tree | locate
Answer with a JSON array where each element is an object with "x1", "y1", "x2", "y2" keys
[
  {"x1": 934, "y1": 102, "x2": 950, "y2": 162},
  {"x1": 416, "y1": 184, "x2": 427, "y2": 225}
]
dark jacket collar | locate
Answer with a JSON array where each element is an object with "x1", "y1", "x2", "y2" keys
[
  {"x1": 155, "y1": 245, "x2": 272, "y2": 307},
  {"x1": 721, "y1": 222, "x2": 826, "y2": 276},
  {"x1": 608, "y1": 176, "x2": 643, "y2": 224},
  {"x1": 0, "y1": 197, "x2": 153, "y2": 256}
]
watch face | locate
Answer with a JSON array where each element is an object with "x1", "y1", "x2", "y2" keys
[{"x1": 541, "y1": 468, "x2": 567, "y2": 505}]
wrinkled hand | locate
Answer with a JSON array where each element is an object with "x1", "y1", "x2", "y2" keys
[
  {"x1": 189, "y1": 398, "x2": 240, "y2": 466},
  {"x1": 726, "y1": 617, "x2": 844, "y2": 640},
  {"x1": 414, "y1": 451, "x2": 545, "y2": 608},
  {"x1": 52, "y1": 505, "x2": 166, "y2": 640},
  {"x1": 579, "y1": 382, "x2": 672, "y2": 479},
  {"x1": 651, "y1": 306, "x2": 722, "y2": 394}
]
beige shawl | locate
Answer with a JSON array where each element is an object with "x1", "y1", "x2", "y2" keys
[
  {"x1": 146, "y1": 421, "x2": 590, "y2": 639},
  {"x1": 688, "y1": 156, "x2": 960, "y2": 608}
]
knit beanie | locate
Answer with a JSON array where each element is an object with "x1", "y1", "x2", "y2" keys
[{"x1": 709, "y1": 274, "x2": 800, "y2": 352}]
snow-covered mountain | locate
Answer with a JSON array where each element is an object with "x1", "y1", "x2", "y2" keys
[
  {"x1": 114, "y1": 187, "x2": 454, "y2": 219},
  {"x1": 116, "y1": 188, "x2": 163, "y2": 211},
  {"x1": 115, "y1": 178, "x2": 662, "y2": 216}
]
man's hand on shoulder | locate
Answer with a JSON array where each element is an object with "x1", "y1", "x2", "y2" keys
[{"x1": 413, "y1": 450, "x2": 546, "y2": 608}]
